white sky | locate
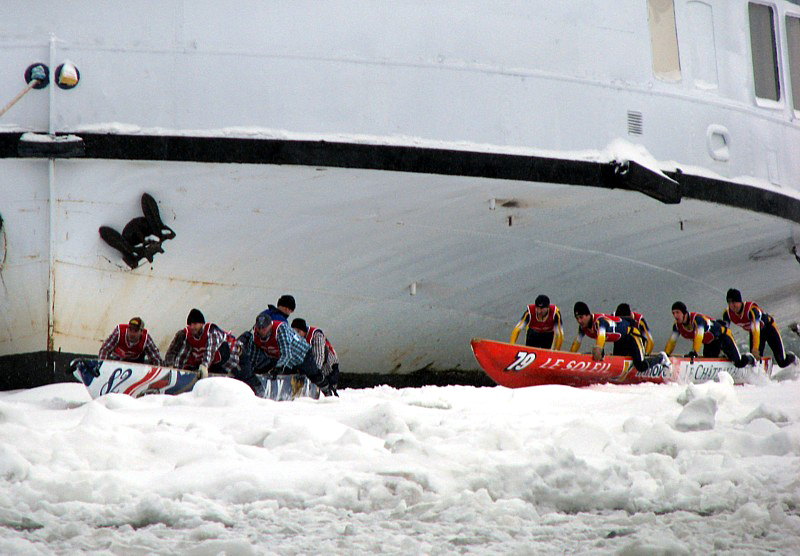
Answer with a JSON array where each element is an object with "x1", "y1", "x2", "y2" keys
[{"x1": 0, "y1": 373, "x2": 799, "y2": 555}]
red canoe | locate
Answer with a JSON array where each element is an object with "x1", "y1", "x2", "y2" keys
[{"x1": 470, "y1": 338, "x2": 771, "y2": 388}]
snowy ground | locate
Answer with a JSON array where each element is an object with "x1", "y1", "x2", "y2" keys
[{"x1": 1, "y1": 372, "x2": 799, "y2": 555}]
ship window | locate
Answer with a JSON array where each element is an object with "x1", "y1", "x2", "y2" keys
[
  {"x1": 648, "y1": 0, "x2": 681, "y2": 81},
  {"x1": 686, "y1": 1, "x2": 718, "y2": 90},
  {"x1": 748, "y1": 3, "x2": 781, "y2": 102},
  {"x1": 788, "y1": 15, "x2": 800, "y2": 111}
]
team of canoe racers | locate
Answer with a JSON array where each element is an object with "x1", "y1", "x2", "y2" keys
[
  {"x1": 98, "y1": 295, "x2": 339, "y2": 396},
  {"x1": 510, "y1": 288, "x2": 796, "y2": 374},
  {"x1": 97, "y1": 288, "x2": 795, "y2": 395}
]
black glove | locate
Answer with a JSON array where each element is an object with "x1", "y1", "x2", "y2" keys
[
  {"x1": 686, "y1": 351, "x2": 698, "y2": 359},
  {"x1": 317, "y1": 377, "x2": 333, "y2": 397}
]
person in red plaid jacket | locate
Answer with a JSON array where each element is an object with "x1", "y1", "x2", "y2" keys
[
  {"x1": 98, "y1": 317, "x2": 162, "y2": 364},
  {"x1": 164, "y1": 309, "x2": 235, "y2": 378}
]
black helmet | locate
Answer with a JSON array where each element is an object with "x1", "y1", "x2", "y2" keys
[
  {"x1": 187, "y1": 308, "x2": 205, "y2": 325},
  {"x1": 614, "y1": 303, "x2": 632, "y2": 317},
  {"x1": 278, "y1": 294, "x2": 296, "y2": 311},
  {"x1": 291, "y1": 318, "x2": 308, "y2": 333},
  {"x1": 726, "y1": 288, "x2": 742, "y2": 303},
  {"x1": 671, "y1": 301, "x2": 687, "y2": 314},
  {"x1": 573, "y1": 301, "x2": 590, "y2": 316}
]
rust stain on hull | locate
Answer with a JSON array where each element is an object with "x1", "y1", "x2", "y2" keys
[{"x1": 47, "y1": 282, "x2": 55, "y2": 352}]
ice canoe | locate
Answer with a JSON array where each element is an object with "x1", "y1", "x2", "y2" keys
[
  {"x1": 470, "y1": 338, "x2": 771, "y2": 388},
  {"x1": 70, "y1": 358, "x2": 320, "y2": 401}
]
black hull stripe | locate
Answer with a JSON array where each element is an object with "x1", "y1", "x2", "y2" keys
[{"x1": 2, "y1": 131, "x2": 799, "y2": 223}]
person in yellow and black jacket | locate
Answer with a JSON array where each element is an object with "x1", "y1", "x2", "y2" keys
[
  {"x1": 722, "y1": 288, "x2": 796, "y2": 368},
  {"x1": 570, "y1": 301, "x2": 668, "y2": 372},
  {"x1": 612, "y1": 303, "x2": 654, "y2": 356},
  {"x1": 665, "y1": 301, "x2": 755, "y2": 367},
  {"x1": 510, "y1": 295, "x2": 564, "y2": 350}
]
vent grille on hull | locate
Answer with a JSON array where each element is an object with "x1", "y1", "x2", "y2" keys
[{"x1": 627, "y1": 111, "x2": 643, "y2": 135}]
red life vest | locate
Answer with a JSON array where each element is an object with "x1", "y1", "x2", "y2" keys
[
  {"x1": 184, "y1": 323, "x2": 234, "y2": 366},
  {"x1": 307, "y1": 326, "x2": 337, "y2": 357},
  {"x1": 726, "y1": 301, "x2": 762, "y2": 331},
  {"x1": 675, "y1": 312, "x2": 715, "y2": 344},
  {"x1": 112, "y1": 323, "x2": 148, "y2": 360},
  {"x1": 526, "y1": 304, "x2": 558, "y2": 334},
  {"x1": 254, "y1": 320, "x2": 284, "y2": 359},
  {"x1": 184, "y1": 323, "x2": 211, "y2": 367},
  {"x1": 582, "y1": 313, "x2": 624, "y2": 341},
  {"x1": 253, "y1": 330, "x2": 269, "y2": 352}
]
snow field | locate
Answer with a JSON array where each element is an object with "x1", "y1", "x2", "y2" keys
[{"x1": 0, "y1": 374, "x2": 798, "y2": 554}]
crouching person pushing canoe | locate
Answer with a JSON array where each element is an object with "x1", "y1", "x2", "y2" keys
[{"x1": 570, "y1": 301, "x2": 669, "y2": 373}]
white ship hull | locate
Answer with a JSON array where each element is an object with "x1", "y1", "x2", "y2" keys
[{"x1": 1, "y1": 1, "x2": 799, "y2": 382}]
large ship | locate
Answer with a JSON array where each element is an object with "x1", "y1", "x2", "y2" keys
[{"x1": 1, "y1": 1, "x2": 799, "y2": 388}]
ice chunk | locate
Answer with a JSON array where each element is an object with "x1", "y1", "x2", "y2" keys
[{"x1": 674, "y1": 397, "x2": 717, "y2": 432}]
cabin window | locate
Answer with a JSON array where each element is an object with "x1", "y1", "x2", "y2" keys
[
  {"x1": 748, "y1": 3, "x2": 781, "y2": 102},
  {"x1": 648, "y1": 0, "x2": 681, "y2": 81},
  {"x1": 686, "y1": 1, "x2": 718, "y2": 90},
  {"x1": 788, "y1": 15, "x2": 800, "y2": 111}
]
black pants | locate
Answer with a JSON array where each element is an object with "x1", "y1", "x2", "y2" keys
[
  {"x1": 612, "y1": 317, "x2": 638, "y2": 356},
  {"x1": 236, "y1": 358, "x2": 277, "y2": 394},
  {"x1": 757, "y1": 322, "x2": 796, "y2": 368},
  {"x1": 613, "y1": 333, "x2": 653, "y2": 372},
  {"x1": 254, "y1": 359, "x2": 277, "y2": 374},
  {"x1": 275, "y1": 350, "x2": 324, "y2": 385},
  {"x1": 701, "y1": 322, "x2": 749, "y2": 367},
  {"x1": 612, "y1": 317, "x2": 644, "y2": 357},
  {"x1": 525, "y1": 330, "x2": 553, "y2": 349}
]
